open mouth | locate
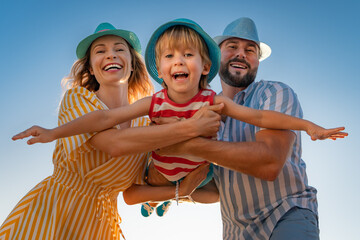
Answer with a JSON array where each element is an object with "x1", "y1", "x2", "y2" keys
[
  {"x1": 103, "y1": 63, "x2": 122, "y2": 71},
  {"x1": 230, "y1": 63, "x2": 248, "y2": 69},
  {"x1": 173, "y1": 72, "x2": 189, "y2": 79}
]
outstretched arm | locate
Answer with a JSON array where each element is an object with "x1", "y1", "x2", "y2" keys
[
  {"x1": 215, "y1": 95, "x2": 348, "y2": 140},
  {"x1": 89, "y1": 104, "x2": 223, "y2": 157},
  {"x1": 12, "y1": 96, "x2": 152, "y2": 144}
]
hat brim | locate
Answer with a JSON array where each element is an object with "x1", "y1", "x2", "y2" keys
[
  {"x1": 76, "y1": 29, "x2": 141, "y2": 59},
  {"x1": 213, "y1": 35, "x2": 271, "y2": 61},
  {"x1": 145, "y1": 19, "x2": 220, "y2": 85}
]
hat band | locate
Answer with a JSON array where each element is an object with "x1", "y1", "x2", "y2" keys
[{"x1": 98, "y1": 29, "x2": 111, "y2": 33}]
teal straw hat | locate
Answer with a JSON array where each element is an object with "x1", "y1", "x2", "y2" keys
[
  {"x1": 145, "y1": 18, "x2": 220, "y2": 84},
  {"x1": 213, "y1": 17, "x2": 271, "y2": 61},
  {"x1": 76, "y1": 22, "x2": 141, "y2": 59}
]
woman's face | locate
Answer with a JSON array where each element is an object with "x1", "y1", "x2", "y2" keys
[{"x1": 89, "y1": 35, "x2": 133, "y2": 87}]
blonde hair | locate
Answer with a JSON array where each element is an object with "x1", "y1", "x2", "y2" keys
[
  {"x1": 155, "y1": 26, "x2": 211, "y2": 89},
  {"x1": 62, "y1": 41, "x2": 153, "y2": 103}
]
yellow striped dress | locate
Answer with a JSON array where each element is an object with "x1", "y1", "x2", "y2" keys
[{"x1": 0, "y1": 87, "x2": 150, "y2": 240}]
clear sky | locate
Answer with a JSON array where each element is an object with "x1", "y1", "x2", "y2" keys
[{"x1": 0, "y1": 0, "x2": 359, "y2": 239}]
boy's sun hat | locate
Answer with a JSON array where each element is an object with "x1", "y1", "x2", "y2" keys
[
  {"x1": 145, "y1": 18, "x2": 220, "y2": 85},
  {"x1": 213, "y1": 17, "x2": 271, "y2": 61},
  {"x1": 76, "y1": 22, "x2": 141, "y2": 59}
]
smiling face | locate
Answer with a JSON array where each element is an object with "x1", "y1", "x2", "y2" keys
[
  {"x1": 89, "y1": 35, "x2": 133, "y2": 87},
  {"x1": 157, "y1": 45, "x2": 210, "y2": 103},
  {"x1": 219, "y1": 38, "x2": 260, "y2": 88},
  {"x1": 155, "y1": 26, "x2": 211, "y2": 103}
]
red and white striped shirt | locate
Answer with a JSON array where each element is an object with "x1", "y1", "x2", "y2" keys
[{"x1": 149, "y1": 88, "x2": 216, "y2": 181}]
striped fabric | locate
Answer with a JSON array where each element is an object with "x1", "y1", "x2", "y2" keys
[
  {"x1": 0, "y1": 87, "x2": 150, "y2": 240},
  {"x1": 149, "y1": 88, "x2": 216, "y2": 181},
  {"x1": 214, "y1": 80, "x2": 318, "y2": 240}
]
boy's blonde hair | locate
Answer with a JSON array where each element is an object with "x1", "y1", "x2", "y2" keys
[
  {"x1": 62, "y1": 41, "x2": 154, "y2": 103},
  {"x1": 155, "y1": 26, "x2": 211, "y2": 89}
]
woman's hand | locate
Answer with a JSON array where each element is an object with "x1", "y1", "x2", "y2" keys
[{"x1": 12, "y1": 125, "x2": 55, "y2": 145}]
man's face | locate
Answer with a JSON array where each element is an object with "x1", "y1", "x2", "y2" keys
[{"x1": 219, "y1": 38, "x2": 260, "y2": 88}]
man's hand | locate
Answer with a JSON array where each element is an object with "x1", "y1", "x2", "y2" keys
[{"x1": 153, "y1": 103, "x2": 224, "y2": 138}]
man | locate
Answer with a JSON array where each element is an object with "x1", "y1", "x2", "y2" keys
[{"x1": 158, "y1": 17, "x2": 319, "y2": 239}]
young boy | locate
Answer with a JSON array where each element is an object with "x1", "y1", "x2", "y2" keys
[{"x1": 13, "y1": 18, "x2": 347, "y2": 217}]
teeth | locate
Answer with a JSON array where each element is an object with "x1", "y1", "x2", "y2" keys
[
  {"x1": 173, "y1": 73, "x2": 189, "y2": 79},
  {"x1": 104, "y1": 64, "x2": 122, "y2": 71},
  {"x1": 230, "y1": 64, "x2": 246, "y2": 69}
]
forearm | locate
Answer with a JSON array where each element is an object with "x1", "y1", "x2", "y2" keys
[
  {"x1": 53, "y1": 97, "x2": 150, "y2": 140},
  {"x1": 256, "y1": 110, "x2": 316, "y2": 132},
  {"x1": 174, "y1": 130, "x2": 295, "y2": 181},
  {"x1": 53, "y1": 110, "x2": 111, "y2": 139},
  {"x1": 216, "y1": 95, "x2": 314, "y2": 132},
  {"x1": 90, "y1": 118, "x2": 201, "y2": 157}
]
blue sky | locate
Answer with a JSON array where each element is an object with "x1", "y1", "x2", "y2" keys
[{"x1": 0, "y1": 0, "x2": 359, "y2": 239}]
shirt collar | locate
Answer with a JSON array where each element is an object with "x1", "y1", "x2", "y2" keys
[{"x1": 232, "y1": 80, "x2": 257, "y2": 102}]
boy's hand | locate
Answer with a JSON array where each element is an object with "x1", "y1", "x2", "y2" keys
[
  {"x1": 12, "y1": 125, "x2": 55, "y2": 145},
  {"x1": 307, "y1": 125, "x2": 348, "y2": 141}
]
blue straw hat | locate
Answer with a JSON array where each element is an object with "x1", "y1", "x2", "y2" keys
[
  {"x1": 213, "y1": 17, "x2": 271, "y2": 61},
  {"x1": 145, "y1": 18, "x2": 220, "y2": 84},
  {"x1": 76, "y1": 22, "x2": 141, "y2": 59}
]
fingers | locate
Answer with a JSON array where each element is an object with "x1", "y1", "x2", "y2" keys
[
  {"x1": 311, "y1": 130, "x2": 348, "y2": 141},
  {"x1": 327, "y1": 132, "x2": 348, "y2": 139},
  {"x1": 12, "y1": 126, "x2": 39, "y2": 141},
  {"x1": 153, "y1": 116, "x2": 180, "y2": 125},
  {"x1": 326, "y1": 127, "x2": 346, "y2": 135},
  {"x1": 207, "y1": 103, "x2": 224, "y2": 114},
  {"x1": 27, "y1": 137, "x2": 41, "y2": 145}
]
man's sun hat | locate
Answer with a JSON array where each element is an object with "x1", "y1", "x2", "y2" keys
[
  {"x1": 145, "y1": 18, "x2": 220, "y2": 85},
  {"x1": 213, "y1": 17, "x2": 271, "y2": 61},
  {"x1": 76, "y1": 22, "x2": 141, "y2": 59}
]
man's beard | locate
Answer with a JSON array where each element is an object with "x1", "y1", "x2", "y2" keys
[{"x1": 219, "y1": 58, "x2": 258, "y2": 88}]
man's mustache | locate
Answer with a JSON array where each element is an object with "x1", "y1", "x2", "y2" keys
[{"x1": 227, "y1": 58, "x2": 251, "y2": 69}]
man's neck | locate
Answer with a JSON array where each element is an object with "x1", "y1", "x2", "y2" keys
[{"x1": 220, "y1": 79, "x2": 247, "y2": 100}]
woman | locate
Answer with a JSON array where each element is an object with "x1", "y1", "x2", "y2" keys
[{"x1": 0, "y1": 22, "x2": 221, "y2": 240}]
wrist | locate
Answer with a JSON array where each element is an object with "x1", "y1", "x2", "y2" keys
[
  {"x1": 179, "y1": 118, "x2": 199, "y2": 138},
  {"x1": 49, "y1": 128, "x2": 58, "y2": 141}
]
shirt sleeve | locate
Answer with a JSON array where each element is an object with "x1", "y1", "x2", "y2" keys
[
  {"x1": 57, "y1": 87, "x2": 101, "y2": 159},
  {"x1": 256, "y1": 82, "x2": 303, "y2": 133}
]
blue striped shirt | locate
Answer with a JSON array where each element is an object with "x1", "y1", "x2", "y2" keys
[{"x1": 214, "y1": 80, "x2": 318, "y2": 240}]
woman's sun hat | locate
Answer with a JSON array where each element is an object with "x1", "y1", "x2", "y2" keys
[
  {"x1": 76, "y1": 22, "x2": 141, "y2": 59},
  {"x1": 145, "y1": 18, "x2": 220, "y2": 85},
  {"x1": 213, "y1": 17, "x2": 271, "y2": 61}
]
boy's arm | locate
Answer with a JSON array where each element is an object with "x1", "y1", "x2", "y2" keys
[
  {"x1": 53, "y1": 96, "x2": 152, "y2": 137},
  {"x1": 12, "y1": 96, "x2": 152, "y2": 144},
  {"x1": 214, "y1": 95, "x2": 347, "y2": 140}
]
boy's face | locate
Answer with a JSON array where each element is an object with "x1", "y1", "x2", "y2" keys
[{"x1": 157, "y1": 46, "x2": 210, "y2": 103}]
